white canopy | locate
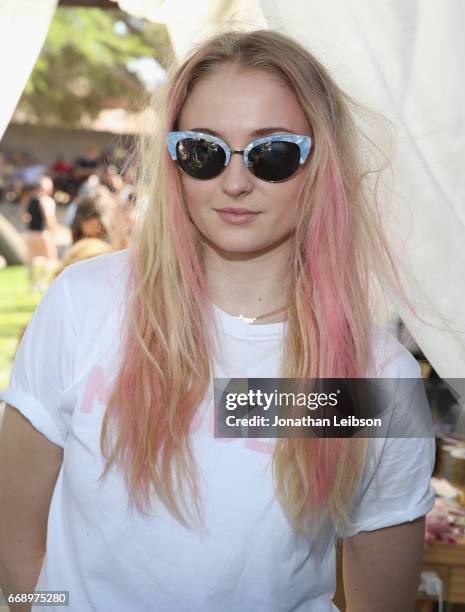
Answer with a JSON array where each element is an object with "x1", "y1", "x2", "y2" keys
[
  {"x1": 0, "y1": 0, "x2": 58, "y2": 141},
  {"x1": 256, "y1": 0, "x2": 465, "y2": 379},
  {"x1": 110, "y1": 0, "x2": 266, "y2": 56}
]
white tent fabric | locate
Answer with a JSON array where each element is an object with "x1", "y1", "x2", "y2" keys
[
  {"x1": 258, "y1": 0, "x2": 465, "y2": 378},
  {"x1": 161, "y1": 0, "x2": 267, "y2": 58},
  {"x1": 119, "y1": 0, "x2": 464, "y2": 378},
  {"x1": 0, "y1": 0, "x2": 58, "y2": 141},
  {"x1": 111, "y1": 0, "x2": 266, "y2": 57}
]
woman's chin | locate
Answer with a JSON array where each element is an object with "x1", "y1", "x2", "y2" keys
[{"x1": 201, "y1": 235, "x2": 285, "y2": 259}]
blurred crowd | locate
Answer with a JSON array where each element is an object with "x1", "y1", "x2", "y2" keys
[{"x1": 0, "y1": 144, "x2": 138, "y2": 290}]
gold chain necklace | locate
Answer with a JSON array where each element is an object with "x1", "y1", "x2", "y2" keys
[{"x1": 234, "y1": 304, "x2": 290, "y2": 324}]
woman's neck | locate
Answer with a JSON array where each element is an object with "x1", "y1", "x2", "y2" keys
[{"x1": 203, "y1": 239, "x2": 292, "y2": 324}]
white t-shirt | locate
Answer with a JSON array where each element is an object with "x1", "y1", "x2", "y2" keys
[{"x1": 0, "y1": 249, "x2": 436, "y2": 612}]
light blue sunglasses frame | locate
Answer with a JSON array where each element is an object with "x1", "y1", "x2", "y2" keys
[{"x1": 166, "y1": 130, "x2": 312, "y2": 181}]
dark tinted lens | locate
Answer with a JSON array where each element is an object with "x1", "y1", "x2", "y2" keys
[
  {"x1": 175, "y1": 138, "x2": 226, "y2": 179},
  {"x1": 248, "y1": 141, "x2": 301, "y2": 182}
]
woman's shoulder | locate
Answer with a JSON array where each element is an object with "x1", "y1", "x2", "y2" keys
[
  {"x1": 369, "y1": 322, "x2": 421, "y2": 379},
  {"x1": 58, "y1": 247, "x2": 132, "y2": 323}
]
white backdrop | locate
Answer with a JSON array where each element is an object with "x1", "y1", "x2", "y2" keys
[
  {"x1": 257, "y1": 0, "x2": 465, "y2": 378},
  {"x1": 0, "y1": 0, "x2": 58, "y2": 140},
  {"x1": 112, "y1": 0, "x2": 267, "y2": 56}
]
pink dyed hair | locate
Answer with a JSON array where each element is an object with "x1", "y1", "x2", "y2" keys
[{"x1": 99, "y1": 29, "x2": 414, "y2": 537}]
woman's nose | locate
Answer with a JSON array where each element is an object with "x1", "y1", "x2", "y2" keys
[{"x1": 220, "y1": 152, "x2": 254, "y2": 198}]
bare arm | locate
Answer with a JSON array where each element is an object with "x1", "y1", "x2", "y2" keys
[
  {"x1": 0, "y1": 405, "x2": 63, "y2": 609},
  {"x1": 343, "y1": 517, "x2": 426, "y2": 611}
]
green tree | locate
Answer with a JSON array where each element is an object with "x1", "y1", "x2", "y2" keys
[{"x1": 17, "y1": 8, "x2": 173, "y2": 127}]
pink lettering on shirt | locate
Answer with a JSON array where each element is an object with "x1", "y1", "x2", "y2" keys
[{"x1": 79, "y1": 366, "x2": 108, "y2": 413}]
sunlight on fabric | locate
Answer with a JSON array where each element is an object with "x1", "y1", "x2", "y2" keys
[
  {"x1": 110, "y1": 0, "x2": 266, "y2": 58},
  {"x1": 255, "y1": 0, "x2": 465, "y2": 378},
  {"x1": 0, "y1": 0, "x2": 58, "y2": 141},
  {"x1": 109, "y1": 0, "x2": 166, "y2": 22}
]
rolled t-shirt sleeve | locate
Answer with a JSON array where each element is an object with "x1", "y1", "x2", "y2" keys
[
  {"x1": 337, "y1": 371, "x2": 436, "y2": 538},
  {"x1": 0, "y1": 267, "x2": 76, "y2": 448}
]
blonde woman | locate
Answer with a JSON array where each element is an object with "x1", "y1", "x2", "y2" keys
[{"x1": 0, "y1": 30, "x2": 435, "y2": 611}]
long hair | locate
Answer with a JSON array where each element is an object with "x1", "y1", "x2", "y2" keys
[{"x1": 99, "y1": 29, "x2": 415, "y2": 537}]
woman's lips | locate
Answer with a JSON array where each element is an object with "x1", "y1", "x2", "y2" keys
[{"x1": 215, "y1": 209, "x2": 261, "y2": 225}]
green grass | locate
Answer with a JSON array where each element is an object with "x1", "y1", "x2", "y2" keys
[{"x1": 0, "y1": 266, "x2": 41, "y2": 388}]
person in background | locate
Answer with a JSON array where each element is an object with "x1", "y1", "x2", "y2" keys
[
  {"x1": 49, "y1": 154, "x2": 72, "y2": 194},
  {"x1": 72, "y1": 145, "x2": 101, "y2": 189},
  {"x1": 21, "y1": 155, "x2": 47, "y2": 188},
  {"x1": 71, "y1": 199, "x2": 107, "y2": 244},
  {"x1": 64, "y1": 174, "x2": 101, "y2": 227},
  {"x1": 21, "y1": 175, "x2": 58, "y2": 291},
  {"x1": 50, "y1": 154, "x2": 72, "y2": 176},
  {"x1": 70, "y1": 193, "x2": 129, "y2": 249},
  {"x1": 18, "y1": 183, "x2": 38, "y2": 219}
]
